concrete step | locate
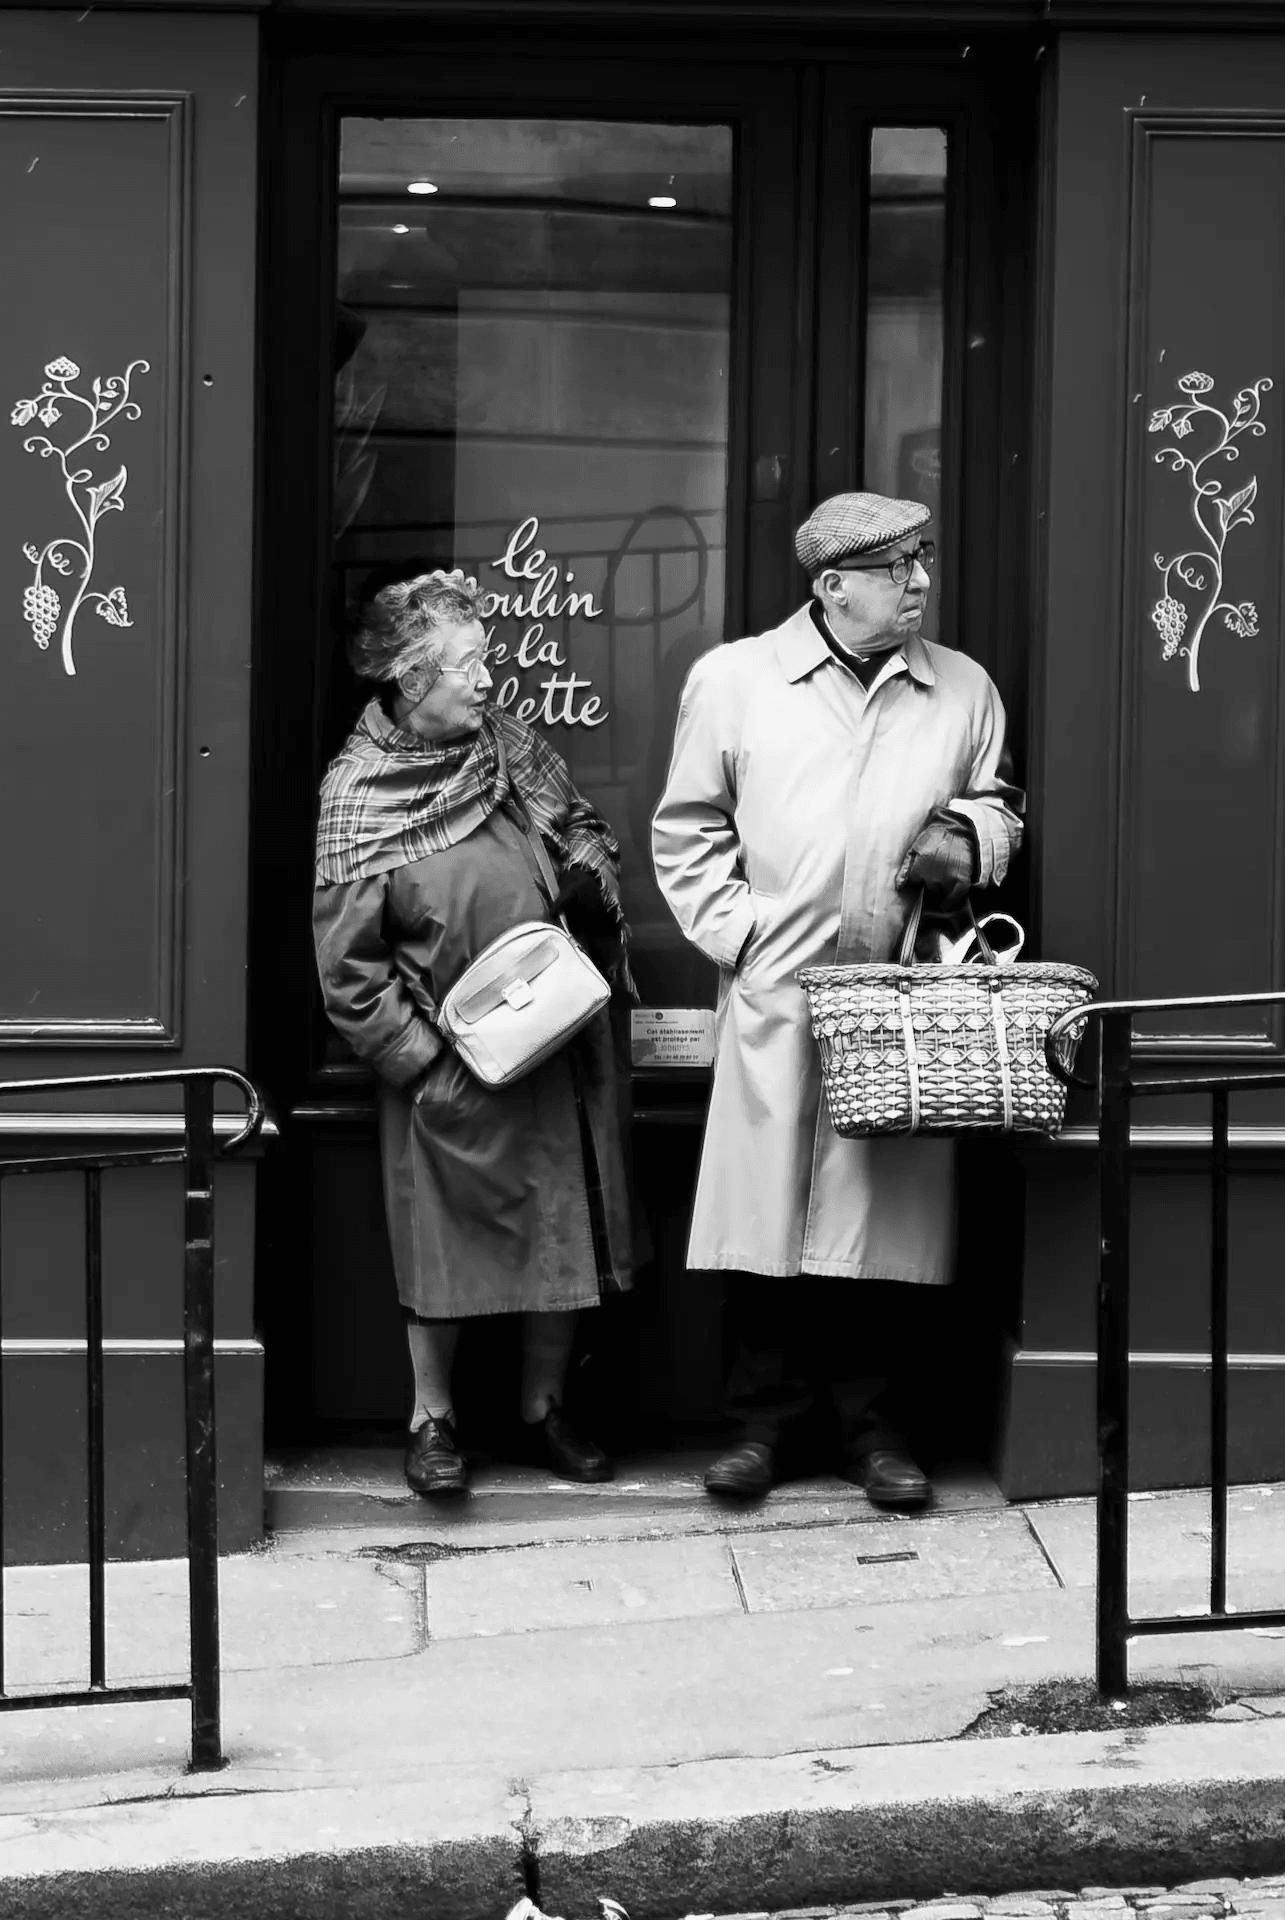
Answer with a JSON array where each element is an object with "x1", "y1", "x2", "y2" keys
[
  {"x1": 264, "y1": 1447, "x2": 1008, "y2": 1543},
  {"x1": 9, "y1": 1722, "x2": 1285, "y2": 1919}
]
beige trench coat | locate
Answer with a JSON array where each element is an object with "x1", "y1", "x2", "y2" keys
[{"x1": 652, "y1": 607, "x2": 1023, "y2": 1282}]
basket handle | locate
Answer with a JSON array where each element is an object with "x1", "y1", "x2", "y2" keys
[{"x1": 897, "y1": 889, "x2": 997, "y2": 969}]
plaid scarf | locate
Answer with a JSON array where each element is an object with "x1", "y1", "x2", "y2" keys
[{"x1": 315, "y1": 704, "x2": 626, "y2": 936}]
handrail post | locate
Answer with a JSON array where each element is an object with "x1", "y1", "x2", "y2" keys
[
  {"x1": 183, "y1": 1077, "x2": 223, "y2": 1771},
  {"x1": 85, "y1": 1168, "x2": 107, "y2": 1689},
  {"x1": 1210, "y1": 1086, "x2": 1230, "y2": 1616},
  {"x1": 0, "y1": 1067, "x2": 262, "y2": 1746},
  {"x1": 0, "y1": 1173, "x2": 5, "y2": 1697},
  {"x1": 1097, "y1": 1008, "x2": 1133, "y2": 1697}
]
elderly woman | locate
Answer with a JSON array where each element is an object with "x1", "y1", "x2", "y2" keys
[{"x1": 313, "y1": 570, "x2": 633, "y2": 1497}]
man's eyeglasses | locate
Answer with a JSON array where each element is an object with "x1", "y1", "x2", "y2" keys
[
  {"x1": 834, "y1": 541, "x2": 936, "y2": 587},
  {"x1": 438, "y1": 654, "x2": 491, "y2": 688}
]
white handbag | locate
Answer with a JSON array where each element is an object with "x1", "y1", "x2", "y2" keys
[{"x1": 435, "y1": 755, "x2": 611, "y2": 1089}]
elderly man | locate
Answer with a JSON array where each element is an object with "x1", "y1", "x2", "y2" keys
[{"x1": 652, "y1": 492, "x2": 1023, "y2": 1504}]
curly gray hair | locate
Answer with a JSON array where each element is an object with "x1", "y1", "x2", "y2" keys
[{"x1": 349, "y1": 569, "x2": 486, "y2": 690}]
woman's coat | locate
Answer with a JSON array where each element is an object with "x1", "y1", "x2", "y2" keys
[
  {"x1": 651, "y1": 606, "x2": 1023, "y2": 1283},
  {"x1": 314, "y1": 803, "x2": 632, "y2": 1318}
]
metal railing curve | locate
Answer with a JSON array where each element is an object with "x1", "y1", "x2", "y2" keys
[
  {"x1": 0, "y1": 1067, "x2": 266, "y2": 1771},
  {"x1": 1046, "y1": 991, "x2": 1285, "y2": 1696}
]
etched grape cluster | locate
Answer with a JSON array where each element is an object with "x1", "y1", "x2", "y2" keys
[
  {"x1": 22, "y1": 582, "x2": 59, "y2": 649},
  {"x1": 1150, "y1": 594, "x2": 1188, "y2": 660}
]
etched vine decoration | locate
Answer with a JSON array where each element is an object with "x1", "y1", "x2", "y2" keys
[
  {"x1": 1148, "y1": 369, "x2": 1271, "y2": 693},
  {"x1": 12, "y1": 356, "x2": 150, "y2": 676}
]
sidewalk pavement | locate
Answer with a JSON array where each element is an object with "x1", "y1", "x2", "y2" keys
[{"x1": 7, "y1": 1455, "x2": 1285, "y2": 1917}]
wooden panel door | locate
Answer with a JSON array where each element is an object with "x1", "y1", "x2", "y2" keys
[
  {"x1": 1007, "y1": 32, "x2": 1285, "y2": 1498},
  {"x1": 1040, "y1": 32, "x2": 1285, "y2": 1046},
  {"x1": 0, "y1": 10, "x2": 263, "y2": 1556},
  {"x1": 0, "y1": 13, "x2": 257, "y2": 1063}
]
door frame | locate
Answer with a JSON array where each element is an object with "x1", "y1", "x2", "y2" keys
[{"x1": 252, "y1": 17, "x2": 1042, "y2": 1441}]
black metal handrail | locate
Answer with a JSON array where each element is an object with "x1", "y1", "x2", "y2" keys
[
  {"x1": 0, "y1": 1069, "x2": 265, "y2": 1771},
  {"x1": 1046, "y1": 991, "x2": 1285, "y2": 1696}
]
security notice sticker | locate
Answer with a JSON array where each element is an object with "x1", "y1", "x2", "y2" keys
[{"x1": 630, "y1": 1009, "x2": 716, "y2": 1069}]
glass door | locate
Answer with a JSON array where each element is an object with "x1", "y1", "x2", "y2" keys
[
  {"x1": 810, "y1": 63, "x2": 1028, "y2": 699},
  {"x1": 812, "y1": 92, "x2": 960, "y2": 647},
  {"x1": 863, "y1": 125, "x2": 949, "y2": 642},
  {"x1": 331, "y1": 115, "x2": 736, "y2": 1008}
]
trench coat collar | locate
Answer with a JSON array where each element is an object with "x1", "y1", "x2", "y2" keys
[{"x1": 773, "y1": 604, "x2": 936, "y2": 690}]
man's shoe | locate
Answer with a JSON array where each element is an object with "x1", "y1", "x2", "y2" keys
[
  {"x1": 404, "y1": 1415, "x2": 469, "y2": 1498},
  {"x1": 704, "y1": 1440, "x2": 774, "y2": 1498},
  {"x1": 527, "y1": 1403, "x2": 614, "y2": 1483},
  {"x1": 844, "y1": 1445, "x2": 931, "y2": 1509}
]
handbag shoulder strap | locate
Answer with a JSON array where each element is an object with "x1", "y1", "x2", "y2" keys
[{"x1": 497, "y1": 733, "x2": 567, "y2": 925}]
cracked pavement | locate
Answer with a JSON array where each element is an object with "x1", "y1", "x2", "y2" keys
[{"x1": 5, "y1": 1460, "x2": 1285, "y2": 1912}]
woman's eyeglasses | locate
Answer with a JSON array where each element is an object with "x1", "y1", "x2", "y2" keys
[
  {"x1": 836, "y1": 540, "x2": 936, "y2": 587},
  {"x1": 438, "y1": 654, "x2": 491, "y2": 688}
]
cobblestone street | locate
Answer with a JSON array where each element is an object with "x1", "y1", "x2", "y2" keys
[{"x1": 715, "y1": 1882, "x2": 1285, "y2": 1920}]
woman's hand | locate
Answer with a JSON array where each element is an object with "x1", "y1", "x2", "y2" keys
[
  {"x1": 412, "y1": 1043, "x2": 473, "y2": 1116},
  {"x1": 411, "y1": 1030, "x2": 458, "y2": 1107},
  {"x1": 549, "y1": 866, "x2": 614, "y2": 931},
  {"x1": 549, "y1": 866, "x2": 622, "y2": 976}
]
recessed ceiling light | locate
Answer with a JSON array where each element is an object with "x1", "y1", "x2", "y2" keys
[
  {"x1": 648, "y1": 195, "x2": 677, "y2": 209},
  {"x1": 391, "y1": 223, "x2": 410, "y2": 234},
  {"x1": 407, "y1": 180, "x2": 438, "y2": 195}
]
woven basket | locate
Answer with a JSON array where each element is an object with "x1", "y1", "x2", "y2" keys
[{"x1": 798, "y1": 902, "x2": 1097, "y2": 1139}]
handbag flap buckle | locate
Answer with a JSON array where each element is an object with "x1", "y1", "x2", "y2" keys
[{"x1": 451, "y1": 931, "x2": 563, "y2": 1023}]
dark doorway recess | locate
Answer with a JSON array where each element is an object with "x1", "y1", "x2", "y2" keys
[{"x1": 252, "y1": 21, "x2": 1040, "y2": 1462}]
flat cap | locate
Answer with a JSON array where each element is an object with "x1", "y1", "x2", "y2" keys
[{"x1": 794, "y1": 491, "x2": 932, "y2": 577}]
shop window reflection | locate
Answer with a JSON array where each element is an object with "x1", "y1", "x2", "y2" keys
[
  {"x1": 864, "y1": 127, "x2": 946, "y2": 643},
  {"x1": 332, "y1": 117, "x2": 733, "y2": 1012}
]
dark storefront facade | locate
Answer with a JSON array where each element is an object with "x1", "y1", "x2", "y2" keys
[{"x1": 4, "y1": 0, "x2": 1285, "y2": 1559}]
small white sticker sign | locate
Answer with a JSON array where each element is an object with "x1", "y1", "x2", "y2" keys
[{"x1": 630, "y1": 1008, "x2": 716, "y2": 1069}]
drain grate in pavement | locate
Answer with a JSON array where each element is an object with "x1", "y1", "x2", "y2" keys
[{"x1": 731, "y1": 1511, "x2": 1058, "y2": 1614}]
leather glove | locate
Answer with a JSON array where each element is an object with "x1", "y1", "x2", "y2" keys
[
  {"x1": 550, "y1": 866, "x2": 615, "y2": 931},
  {"x1": 549, "y1": 866, "x2": 621, "y2": 973},
  {"x1": 895, "y1": 809, "x2": 979, "y2": 911}
]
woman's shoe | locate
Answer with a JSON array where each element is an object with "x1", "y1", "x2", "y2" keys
[
  {"x1": 405, "y1": 1414, "x2": 469, "y2": 1497},
  {"x1": 526, "y1": 1403, "x2": 614, "y2": 1483}
]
